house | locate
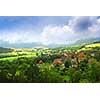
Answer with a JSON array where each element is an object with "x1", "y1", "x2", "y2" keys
[
  {"x1": 54, "y1": 58, "x2": 62, "y2": 65},
  {"x1": 38, "y1": 60, "x2": 44, "y2": 64},
  {"x1": 72, "y1": 58, "x2": 78, "y2": 68},
  {"x1": 77, "y1": 52, "x2": 86, "y2": 62}
]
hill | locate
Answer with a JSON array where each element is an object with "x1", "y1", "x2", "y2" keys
[
  {"x1": 74, "y1": 37, "x2": 100, "y2": 45},
  {"x1": 0, "y1": 47, "x2": 13, "y2": 53}
]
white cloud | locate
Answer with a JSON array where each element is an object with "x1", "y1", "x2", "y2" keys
[
  {"x1": 41, "y1": 25, "x2": 77, "y2": 45},
  {"x1": 0, "y1": 31, "x2": 42, "y2": 43},
  {"x1": 0, "y1": 16, "x2": 100, "y2": 45},
  {"x1": 41, "y1": 16, "x2": 100, "y2": 45}
]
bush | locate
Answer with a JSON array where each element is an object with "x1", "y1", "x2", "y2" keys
[
  {"x1": 79, "y1": 79, "x2": 90, "y2": 83},
  {"x1": 63, "y1": 75, "x2": 72, "y2": 83},
  {"x1": 72, "y1": 70, "x2": 82, "y2": 83}
]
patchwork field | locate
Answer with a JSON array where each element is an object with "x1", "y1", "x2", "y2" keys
[{"x1": 0, "y1": 47, "x2": 44, "y2": 60}]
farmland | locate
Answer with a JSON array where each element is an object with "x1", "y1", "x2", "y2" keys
[
  {"x1": 0, "y1": 48, "x2": 42, "y2": 60},
  {"x1": 0, "y1": 43, "x2": 100, "y2": 83}
]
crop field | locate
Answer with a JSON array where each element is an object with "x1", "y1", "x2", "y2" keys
[
  {"x1": 0, "y1": 48, "x2": 38, "y2": 61},
  {"x1": 86, "y1": 43, "x2": 100, "y2": 47}
]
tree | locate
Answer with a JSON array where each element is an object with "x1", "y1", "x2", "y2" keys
[
  {"x1": 63, "y1": 75, "x2": 71, "y2": 83},
  {"x1": 79, "y1": 79, "x2": 89, "y2": 83},
  {"x1": 64, "y1": 59, "x2": 72, "y2": 68},
  {"x1": 87, "y1": 60, "x2": 100, "y2": 82},
  {"x1": 79, "y1": 59, "x2": 88, "y2": 71},
  {"x1": 72, "y1": 70, "x2": 82, "y2": 83},
  {"x1": 66, "y1": 68, "x2": 76, "y2": 82}
]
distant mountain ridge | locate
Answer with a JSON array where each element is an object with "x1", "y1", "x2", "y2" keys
[
  {"x1": 0, "y1": 37, "x2": 100, "y2": 48},
  {"x1": 74, "y1": 37, "x2": 100, "y2": 45},
  {"x1": 0, "y1": 41, "x2": 43, "y2": 48}
]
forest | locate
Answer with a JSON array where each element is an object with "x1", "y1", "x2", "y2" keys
[{"x1": 0, "y1": 43, "x2": 100, "y2": 83}]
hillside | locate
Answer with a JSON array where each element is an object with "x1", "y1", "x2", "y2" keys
[
  {"x1": 0, "y1": 47, "x2": 13, "y2": 53},
  {"x1": 74, "y1": 37, "x2": 100, "y2": 45}
]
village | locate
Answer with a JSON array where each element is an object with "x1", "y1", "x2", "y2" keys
[{"x1": 0, "y1": 43, "x2": 100, "y2": 82}]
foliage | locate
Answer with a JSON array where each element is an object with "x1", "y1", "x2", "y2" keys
[
  {"x1": 64, "y1": 59, "x2": 72, "y2": 68},
  {"x1": 0, "y1": 43, "x2": 100, "y2": 83}
]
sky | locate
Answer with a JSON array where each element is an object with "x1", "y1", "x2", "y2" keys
[{"x1": 0, "y1": 16, "x2": 100, "y2": 45}]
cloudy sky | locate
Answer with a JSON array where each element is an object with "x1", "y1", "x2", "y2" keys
[{"x1": 0, "y1": 16, "x2": 100, "y2": 45}]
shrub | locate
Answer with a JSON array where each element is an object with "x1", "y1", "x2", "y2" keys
[{"x1": 79, "y1": 79, "x2": 90, "y2": 83}]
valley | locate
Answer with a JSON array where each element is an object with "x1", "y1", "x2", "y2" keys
[{"x1": 0, "y1": 42, "x2": 100, "y2": 83}]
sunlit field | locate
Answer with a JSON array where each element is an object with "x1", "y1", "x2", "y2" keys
[
  {"x1": 0, "y1": 48, "x2": 40, "y2": 61},
  {"x1": 86, "y1": 43, "x2": 100, "y2": 47}
]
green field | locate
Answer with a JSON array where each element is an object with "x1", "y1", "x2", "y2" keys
[{"x1": 0, "y1": 48, "x2": 39, "y2": 61}]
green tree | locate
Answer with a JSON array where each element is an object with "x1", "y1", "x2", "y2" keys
[
  {"x1": 79, "y1": 79, "x2": 89, "y2": 83},
  {"x1": 87, "y1": 61, "x2": 100, "y2": 82},
  {"x1": 64, "y1": 59, "x2": 72, "y2": 68},
  {"x1": 72, "y1": 70, "x2": 82, "y2": 83}
]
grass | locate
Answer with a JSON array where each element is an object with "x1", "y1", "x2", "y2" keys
[
  {"x1": 0, "y1": 56, "x2": 18, "y2": 61},
  {"x1": 0, "y1": 52, "x2": 37, "y2": 61}
]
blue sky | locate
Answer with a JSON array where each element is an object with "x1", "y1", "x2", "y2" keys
[
  {"x1": 0, "y1": 16, "x2": 70, "y2": 32},
  {"x1": 0, "y1": 16, "x2": 100, "y2": 45}
]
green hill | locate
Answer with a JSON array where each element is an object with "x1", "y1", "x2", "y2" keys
[{"x1": 0, "y1": 47, "x2": 13, "y2": 53}]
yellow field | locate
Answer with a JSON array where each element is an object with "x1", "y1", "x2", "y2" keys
[
  {"x1": 85, "y1": 43, "x2": 100, "y2": 47},
  {"x1": 77, "y1": 43, "x2": 100, "y2": 52},
  {"x1": 77, "y1": 48, "x2": 92, "y2": 52}
]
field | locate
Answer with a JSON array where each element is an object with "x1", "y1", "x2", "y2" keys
[
  {"x1": 0, "y1": 48, "x2": 41, "y2": 60},
  {"x1": 0, "y1": 43, "x2": 100, "y2": 83}
]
